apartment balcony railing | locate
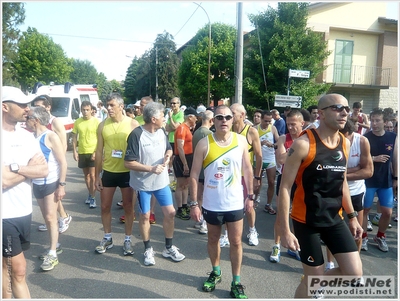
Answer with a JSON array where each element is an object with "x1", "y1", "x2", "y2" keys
[{"x1": 324, "y1": 64, "x2": 391, "y2": 88}]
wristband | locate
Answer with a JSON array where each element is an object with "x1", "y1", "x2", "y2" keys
[
  {"x1": 393, "y1": 176, "x2": 398, "y2": 180},
  {"x1": 254, "y1": 176, "x2": 261, "y2": 181}
]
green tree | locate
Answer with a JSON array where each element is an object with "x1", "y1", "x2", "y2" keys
[
  {"x1": 69, "y1": 59, "x2": 98, "y2": 85},
  {"x1": 245, "y1": 2, "x2": 331, "y2": 109},
  {"x1": 14, "y1": 27, "x2": 73, "y2": 91},
  {"x1": 2, "y1": 2, "x2": 25, "y2": 86},
  {"x1": 152, "y1": 31, "x2": 180, "y2": 104},
  {"x1": 124, "y1": 56, "x2": 140, "y2": 103},
  {"x1": 178, "y1": 23, "x2": 236, "y2": 105},
  {"x1": 97, "y1": 72, "x2": 111, "y2": 101}
]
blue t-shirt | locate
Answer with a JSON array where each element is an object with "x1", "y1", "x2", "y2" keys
[{"x1": 274, "y1": 118, "x2": 286, "y2": 136}]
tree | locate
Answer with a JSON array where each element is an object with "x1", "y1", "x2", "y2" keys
[
  {"x1": 2, "y1": 2, "x2": 25, "y2": 86},
  {"x1": 124, "y1": 56, "x2": 140, "y2": 103},
  {"x1": 178, "y1": 23, "x2": 236, "y2": 105},
  {"x1": 69, "y1": 59, "x2": 99, "y2": 85},
  {"x1": 97, "y1": 72, "x2": 111, "y2": 101},
  {"x1": 14, "y1": 27, "x2": 73, "y2": 91},
  {"x1": 245, "y1": 2, "x2": 331, "y2": 109}
]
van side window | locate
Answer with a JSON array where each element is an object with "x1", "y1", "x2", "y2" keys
[
  {"x1": 80, "y1": 94, "x2": 90, "y2": 102},
  {"x1": 72, "y1": 98, "x2": 80, "y2": 119}
]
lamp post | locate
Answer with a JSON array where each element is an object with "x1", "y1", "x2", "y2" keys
[{"x1": 193, "y1": 2, "x2": 211, "y2": 107}]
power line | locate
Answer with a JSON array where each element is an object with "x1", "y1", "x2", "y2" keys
[{"x1": 174, "y1": 4, "x2": 201, "y2": 38}]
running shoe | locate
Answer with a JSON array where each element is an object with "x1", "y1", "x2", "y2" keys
[
  {"x1": 117, "y1": 200, "x2": 123, "y2": 207},
  {"x1": 361, "y1": 237, "x2": 368, "y2": 251},
  {"x1": 202, "y1": 271, "x2": 222, "y2": 292},
  {"x1": 38, "y1": 224, "x2": 48, "y2": 232},
  {"x1": 269, "y1": 245, "x2": 280, "y2": 263},
  {"x1": 247, "y1": 230, "x2": 259, "y2": 246},
  {"x1": 39, "y1": 245, "x2": 63, "y2": 260},
  {"x1": 325, "y1": 261, "x2": 335, "y2": 272},
  {"x1": 199, "y1": 220, "x2": 208, "y2": 234},
  {"x1": 176, "y1": 209, "x2": 190, "y2": 220},
  {"x1": 287, "y1": 249, "x2": 301, "y2": 261},
  {"x1": 144, "y1": 247, "x2": 155, "y2": 266},
  {"x1": 230, "y1": 282, "x2": 248, "y2": 299},
  {"x1": 263, "y1": 204, "x2": 276, "y2": 215},
  {"x1": 367, "y1": 220, "x2": 373, "y2": 231},
  {"x1": 194, "y1": 221, "x2": 202, "y2": 229},
  {"x1": 373, "y1": 235, "x2": 389, "y2": 252},
  {"x1": 394, "y1": 216, "x2": 398, "y2": 222},
  {"x1": 85, "y1": 194, "x2": 91, "y2": 204},
  {"x1": 149, "y1": 213, "x2": 156, "y2": 224},
  {"x1": 123, "y1": 240, "x2": 134, "y2": 256},
  {"x1": 58, "y1": 214, "x2": 72, "y2": 233},
  {"x1": 169, "y1": 180, "x2": 177, "y2": 192},
  {"x1": 40, "y1": 254, "x2": 59, "y2": 271},
  {"x1": 372, "y1": 214, "x2": 381, "y2": 226},
  {"x1": 254, "y1": 195, "x2": 260, "y2": 208},
  {"x1": 89, "y1": 197, "x2": 97, "y2": 208},
  {"x1": 219, "y1": 235, "x2": 230, "y2": 247},
  {"x1": 95, "y1": 238, "x2": 113, "y2": 253},
  {"x1": 162, "y1": 245, "x2": 185, "y2": 262}
]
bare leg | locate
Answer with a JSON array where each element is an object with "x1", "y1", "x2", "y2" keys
[
  {"x1": 100, "y1": 187, "x2": 117, "y2": 233},
  {"x1": 2, "y1": 254, "x2": 31, "y2": 299},
  {"x1": 226, "y1": 219, "x2": 244, "y2": 278},
  {"x1": 121, "y1": 187, "x2": 134, "y2": 236}
]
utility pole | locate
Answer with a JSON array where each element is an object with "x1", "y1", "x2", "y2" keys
[
  {"x1": 155, "y1": 46, "x2": 159, "y2": 102},
  {"x1": 234, "y1": 2, "x2": 243, "y2": 104}
]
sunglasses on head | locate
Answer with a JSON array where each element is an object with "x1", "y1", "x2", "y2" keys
[
  {"x1": 321, "y1": 104, "x2": 351, "y2": 113},
  {"x1": 214, "y1": 114, "x2": 233, "y2": 121}
]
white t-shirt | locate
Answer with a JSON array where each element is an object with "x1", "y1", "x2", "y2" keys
[{"x1": 2, "y1": 127, "x2": 41, "y2": 219}]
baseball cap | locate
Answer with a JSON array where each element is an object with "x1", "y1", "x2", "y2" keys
[
  {"x1": 184, "y1": 107, "x2": 199, "y2": 117},
  {"x1": 2, "y1": 86, "x2": 33, "y2": 104},
  {"x1": 134, "y1": 100, "x2": 141, "y2": 107},
  {"x1": 196, "y1": 105, "x2": 207, "y2": 114}
]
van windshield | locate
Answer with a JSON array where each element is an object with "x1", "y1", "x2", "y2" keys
[{"x1": 50, "y1": 97, "x2": 69, "y2": 117}]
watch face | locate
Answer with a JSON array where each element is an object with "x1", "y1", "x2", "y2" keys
[{"x1": 10, "y1": 163, "x2": 19, "y2": 172}]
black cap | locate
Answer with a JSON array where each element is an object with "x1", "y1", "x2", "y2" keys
[
  {"x1": 206, "y1": 106, "x2": 215, "y2": 113},
  {"x1": 184, "y1": 107, "x2": 198, "y2": 117}
]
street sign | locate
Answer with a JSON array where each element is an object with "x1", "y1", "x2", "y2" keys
[
  {"x1": 274, "y1": 95, "x2": 302, "y2": 108},
  {"x1": 289, "y1": 69, "x2": 310, "y2": 78}
]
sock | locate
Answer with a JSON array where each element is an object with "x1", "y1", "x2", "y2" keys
[
  {"x1": 48, "y1": 249, "x2": 57, "y2": 257},
  {"x1": 362, "y1": 232, "x2": 368, "y2": 239},
  {"x1": 375, "y1": 213, "x2": 382, "y2": 219},
  {"x1": 178, "y1": 206, "x2": 183, "y2": 212},
  {"x1": 165, "y1": 238, "x2": 173, "y2": 249},
  {"x1": 249, "y1": 226, "x2": 256, "y2": 233},
  {"x1": 232, "y1": 275, "x2": 240, "y2": 285},
  {"x1": 274, "y1": 243, "x2": 281, "y2": 248},
  {"x1": 377, "y1": 231, "x2": 385, "y2": 238},
  {"x1": 212, "y1": 266, "x2": 221, "y2": 276},
  {"x1": 326, "y1": 261, "x2": 334, "y2": 269},
  {"x1": 56, "y1": 242, "x2": 61, "y2": 248},
  {"x1": 104, "y1": 233, "x2": 112, "y2": 240},
  {"x1": 125, "y1": 235, "x2": 131, "y2": 241},
  {"x1": 144, "y1": 240, "x2": 151, "y2": 250},
  {"x1": 224, "y1": 229, "x2": 228, "y2": 237}
]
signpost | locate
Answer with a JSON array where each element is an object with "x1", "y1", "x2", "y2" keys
[
  {"x1": 274, "y1": 95, "x2": 302, "y2": 108},
  {"x1": 287, "y1": 68, "x2": 310, "y2": 95}
]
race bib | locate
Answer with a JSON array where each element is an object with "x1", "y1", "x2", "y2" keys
[{"x1": 111, "y1": 149, "x2": 123, "y2": 158}]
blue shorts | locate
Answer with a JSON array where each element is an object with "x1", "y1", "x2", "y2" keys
[
  {"x1": 137, "y1": 186, "x2": 173, "y2": 214},
  {"x1": 364, "y1": 187, "x2": 393, "y2": 209}
]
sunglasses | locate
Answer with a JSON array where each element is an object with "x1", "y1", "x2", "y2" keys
[
  {"x1": 321, "y1": 104, "x2": 350, "y2": 113},
  {"x1": 214, "y1": 115, "x2": 233, "y2": 121},
  {"x1": 170, "y1": 102, "x2": 178, "y2": 105}
]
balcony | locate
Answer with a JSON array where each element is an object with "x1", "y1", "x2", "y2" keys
[{"x1": 324, "y1": 64, "x2": 391, "y2": 89}]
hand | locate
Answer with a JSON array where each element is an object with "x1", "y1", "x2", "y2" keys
[
  {"x1": 151, "y1": 164, "x2": 165, "y2": 175},
  {"x1": 55, "y1": 186, "x2": 65, "y2": 201},
  {"x1": 189, "y1": 206, "x2": 201, "y2": 222},
  {"x1": 374, "y1": 154, "x2": 390, "y2": 163},
  {"x1": 183, "y1": 164, "x2": 189, "y2": 175},
  {"x1": 280, "y1": 229, "x2": 301, "y2": 252},
  {"x1": 28, "y1": 153, "x2": 46, "y2": 166},
  {"x1": 348, "y1": 218, "x2": 363, "y2": 240},
  {"x1": 95, "y1": 178, "x2": 103, "y2": 191}
]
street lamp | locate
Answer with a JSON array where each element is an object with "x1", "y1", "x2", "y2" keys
[
  {"x1": 193, "y1": 2, "x2": 211, "y2": 107},
  {"x1": 126, "y1": 55, "x2": 151, "y2": 96}
]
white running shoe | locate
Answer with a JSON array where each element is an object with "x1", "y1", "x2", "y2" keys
[
  {"x1": 162, "y1": 245, "x2": 185, "y2": 262},
  {"x1": 247, "y1": 230, "x2": 259, "y2": 246},
  {"x1": 144, "y1": 247, "x2": 155, "y2": 266},
  {"x1": 219, "y1": 235, "x2": 230, "y2": 247}
]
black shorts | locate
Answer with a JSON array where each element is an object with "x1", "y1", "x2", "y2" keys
[
  {"x1": 292, "y1": 219, "x2": 358, "y2": 267},
  {"x1": 78, "y1": 153, "x2": 95, "y2": 169},
  {"x1": 276, "y1": 174, "x2": 297, "y2": 198},
  {"x1": 101, "y1": 170, "x2": 130, "y2": 188},
  {"x1": 33, "y1": 181, "x2": 58, "y2": 199},
  {"x1": 351, "y1": 192, "x2": 364, "y2": 212},
  {"x1": 172, "y1": 154, "x2": 193, "y2": 178},
  {"x1": 202, "y1": 208, "x2": 244, "y2": 225},
  {"x1": 3, "y1": 214, "x2": 32, "y2": 257}
]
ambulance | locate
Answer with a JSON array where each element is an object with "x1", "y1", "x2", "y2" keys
[{"x1": 30, "y1": 82, "x2": 100, "y2": 150}]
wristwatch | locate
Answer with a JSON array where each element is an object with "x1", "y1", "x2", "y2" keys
[
  {"x1": 347, "y1": 211, "x2": 358, "y2": 220},
  {"x1": 10, "y1": 163, "x2": 19, "y2": 173},
  {"x1": 254, "y1": 176, "x2": 261, "y2": 181},
  {"x1": 59, "y1": 182, "x2": 67, "y2": 186},
  {"x1": 189, "y1": 201, "x2": 199, "y2": 207},
  {"x1": 247, "y1": 194, "x2": 255, "y2": 200}
]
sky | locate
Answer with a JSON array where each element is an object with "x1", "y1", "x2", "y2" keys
[{"x1": 19, "y1": 1, "x2": 399, "y2": 82}]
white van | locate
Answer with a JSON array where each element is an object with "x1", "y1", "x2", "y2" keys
[{"x1": 30, "y1": 82, "x2": 100, "y2": 150}]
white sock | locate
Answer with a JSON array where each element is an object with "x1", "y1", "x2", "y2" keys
[
  {"x1": 274, "y1": 243, "x2": 281, "y2": 249},
  {"x1": 56, "y1": 242, "x2": 61, "y2": 248},
  {"x1": 224, "y1": 229, "x2": 228, "y2": 237},
  {"x1": 249, "y1": 226, "x2": 256, "y2": 233},
  {"x1": 125, "y1": 235, "x2": 131, "y2": 241},
  {"x1": 104, "y1": 233, "x2": 112, "y2": 240},
  {"x1": 48, "y1": 250, "x2": 57, "y2": 257}
]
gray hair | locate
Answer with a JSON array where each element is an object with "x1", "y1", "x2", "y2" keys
[
  {"x1": 143, "y1": 102, "x2": 165, "y2": 123},
  {"x1": 106, "y1": 92, "x2": 124, "y2": 106},
  {"x1": 30, "y1": 106, "x2": 50, "y2": 126}
]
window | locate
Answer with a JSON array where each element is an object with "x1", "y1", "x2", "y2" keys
[{"x1": 334, "y1": 40, "x2": 353, "y2": 83}]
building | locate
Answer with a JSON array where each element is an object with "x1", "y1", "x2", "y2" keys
[{"x1": 308, "y1": 2, "x2": 398, "y2": 112}]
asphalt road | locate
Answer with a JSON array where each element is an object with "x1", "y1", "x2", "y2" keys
[{"x1": 25, "y1": 152, "x2": 398, "y2": 299}]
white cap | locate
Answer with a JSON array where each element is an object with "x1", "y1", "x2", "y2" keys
[
  {"x1": 196, "y1": 105, "x2": 207, "y2": 114},
  {"x1": 134, "y1": 100, "x2": 141, "y2": 107},
  {"x1": 180, "y1": 105, "x2": 187, "y2": 112},
  {"x1": 2, "y1": 86, "x2": 33, "y2": 104}
]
